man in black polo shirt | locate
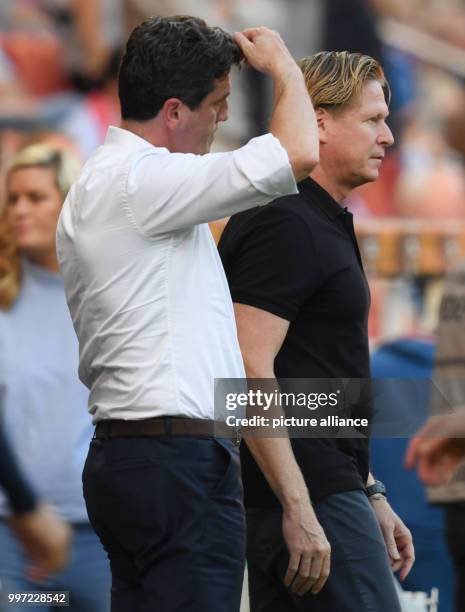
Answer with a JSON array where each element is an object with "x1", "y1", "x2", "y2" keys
[{"x1": 219, "y1": 51, "x2": 414, "y2": 611}]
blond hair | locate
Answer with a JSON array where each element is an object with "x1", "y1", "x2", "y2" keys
[
  {"x1": 298, "y1": 51, "x2": 389, "y2": 113},
  {"x1": 0, "y1": 144, "x2": 81, "y2": 310}
]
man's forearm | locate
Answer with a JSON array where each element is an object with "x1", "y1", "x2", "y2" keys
[
  {"x1": 233, "y1": 28, "x2": 318, "y2": 180},
  {"x1": 242, "y1": 366, "x2": 312, "y2": 511},
  {"x1": 243, "y1": 434, "x2": 310, "y2": 512},
  {"x1": 270, "y1": 64, "x2": 319, "y2": 181}
]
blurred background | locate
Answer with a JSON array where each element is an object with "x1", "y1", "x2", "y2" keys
[{"x1": 1, "y1": 1, "x2": 465, "y2": 611}]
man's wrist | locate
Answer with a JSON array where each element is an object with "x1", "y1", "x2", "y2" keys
[
  {"x1": 282, "y1": 489, "x2": 312, "y2": 514},
  {"x1": 271, "y1": 62, "x2": 302, "y2": 86},
  {"x1": 368, "y1": 493, "x2": 388, "y2": 504},
  {"x1": 366, "y1": 479, "x2": 387, "y2": 499}
]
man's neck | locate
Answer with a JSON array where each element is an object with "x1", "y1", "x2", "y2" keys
[
  {"x1": 310, "y1": 165, "x2": 351, "y2": 204},
  {"x1": 120, "y1": 119, "x2": 169, "y2": 150}
]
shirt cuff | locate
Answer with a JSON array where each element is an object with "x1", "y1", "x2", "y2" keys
[{"x1": 233, "y1": 133, "x2": 298, "y2": 201}]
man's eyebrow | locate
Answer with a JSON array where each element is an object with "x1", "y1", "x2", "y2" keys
[{"x1": 369, "y1": 110, "x2": 389, "y2": 119}]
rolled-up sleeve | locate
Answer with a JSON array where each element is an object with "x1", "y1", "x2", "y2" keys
[
  {"x1": 124, "y1": 133, "x2": 298, "y2": 236},
  {"x1": 233, "y1": 133, "x2": 297, "y2": 198}
]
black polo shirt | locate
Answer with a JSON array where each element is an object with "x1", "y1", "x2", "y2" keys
[{"x1": 218, "y1": 177, "x2": 371, "y2": 507}]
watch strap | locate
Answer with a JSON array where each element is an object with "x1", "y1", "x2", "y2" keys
[{"x1": 366, "y1": 480, "x2": 387, "y2": 498}]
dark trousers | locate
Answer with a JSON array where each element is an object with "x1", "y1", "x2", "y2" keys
[
  {"x1": 83, "y1": 435, "x2": 245, "y2": 612},
  {"x1": 445, "y1": 502, "x2": 465, "y2": 612},
  {"x1": 246, "y1": 490, "x2": 402, "y2": 612}
]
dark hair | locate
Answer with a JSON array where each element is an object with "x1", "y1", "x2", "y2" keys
[{"x1": 118, "y1": 15, "x2": 242, "y2": 121}]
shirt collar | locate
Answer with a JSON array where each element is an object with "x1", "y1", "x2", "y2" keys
[
  {"x1": 104, "y1": 126, "x2": 169, "y2": 153},
  {"x1": 298, "y1": 177, "x2": 348, "y2": 220}
]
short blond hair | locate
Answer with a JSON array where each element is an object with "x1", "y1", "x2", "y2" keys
[
  {"x1": 0, "y1": 144, "x2": 80, "y2": 310},
  {"x1": 298, "y1": 51, "x2": 389, "y2": 113}
]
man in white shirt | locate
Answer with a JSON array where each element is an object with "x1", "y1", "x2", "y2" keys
[{"x1": 57, "y1": 15, "x2": 321, "y2": 612}]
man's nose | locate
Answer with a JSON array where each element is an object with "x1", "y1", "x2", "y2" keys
[{"x1": 379, "y1": 122, "x2": 394, "y2": 148}]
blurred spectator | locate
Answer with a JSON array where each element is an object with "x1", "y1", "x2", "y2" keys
[
  {"x1": 65, "y1": 0, "x2": 123, "y2": 93},
  {"x1": 427, "y1": 258, "x2": 465, "y2": 612},
  {"x1": 21, "y1": 130, "x2": 83, "y2": 160},
  {"x1": 0, "y1": 425, "x2": 72, "y2": 582},
  {"x1": 395, "y1": 111, "x2": 465, "y2": 220},
  {"x1": 57, "y1": 52, "x2": 120, "y2": 159},
  {"x1": 0, "y1": 1, "x2": 123, "y2": 160},
  {"x1": 444, "y1": 89, "x2": 465, "y2": 164},
  {"x1": 0, "y1": 0, "x2": 123, "y2": 95},
  {"x1": 370, "y1": 336, "x2": 455, "y2": 611},
  {"x1": 0, "y1": 144, "x2": 110, "y2": 611},
  {"x1": 0, "y1": 130, "x2": 82, "y2": 224},
  {"x1": 370, "y1": 277, "x2": 454, "y2": 610},
  {"x1": 370, "y1": 0, "x2": 465, "y2": 49}
]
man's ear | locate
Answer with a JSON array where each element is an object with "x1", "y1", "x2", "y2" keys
[
  {"x1": 162, "y1": 98, "x2": 186, "y2": 130},
  {"x1": 315, "y1": 107, "x2": 330, "y2": 144}
]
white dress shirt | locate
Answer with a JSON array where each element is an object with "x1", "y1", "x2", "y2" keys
[{"x1": 57, "y1": 126, "x2": 297, "y2": 422}]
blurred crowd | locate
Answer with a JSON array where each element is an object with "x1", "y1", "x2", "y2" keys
[{"x1": 0, "y1": 1, "x2": 465, "y2": 612}]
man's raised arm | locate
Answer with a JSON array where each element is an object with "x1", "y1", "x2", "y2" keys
[{"x1": 234, "y1": 28, "x2": 319, "y2": 181}]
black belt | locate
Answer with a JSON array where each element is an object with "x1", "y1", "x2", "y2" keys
[{"x1": 94, "y1": 416, "x2": 240, "y2": 443}]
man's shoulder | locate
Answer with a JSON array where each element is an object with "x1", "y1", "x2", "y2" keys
[
  {"x1": 253, "y1": 185, "x2": 326, "y2": 227},
  {"x1": 218, "y1": 194, "x2": 316, "y2": 271},
  {"x1": 221, "y1": 192, "x2": 316, "y2": 247},
  {"x1": 233, "y1": 191, "x2": 310, "y2": 227}
]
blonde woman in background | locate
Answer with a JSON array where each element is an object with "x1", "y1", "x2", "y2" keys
[{"x1": 0, "y1": 144, "x2": 110, "y2": 612}]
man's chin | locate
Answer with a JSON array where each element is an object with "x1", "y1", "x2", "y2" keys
[
  {"x1": 350, "y1": 171, "x2": 379, "y2": 189},
  {"x1": 361, "y1": 168, "x2": 380, "y2": 184}
]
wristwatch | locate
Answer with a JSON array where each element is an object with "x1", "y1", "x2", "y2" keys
[{"x1": 365, "y1": 480, "x2": 387, "y2": 500}]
